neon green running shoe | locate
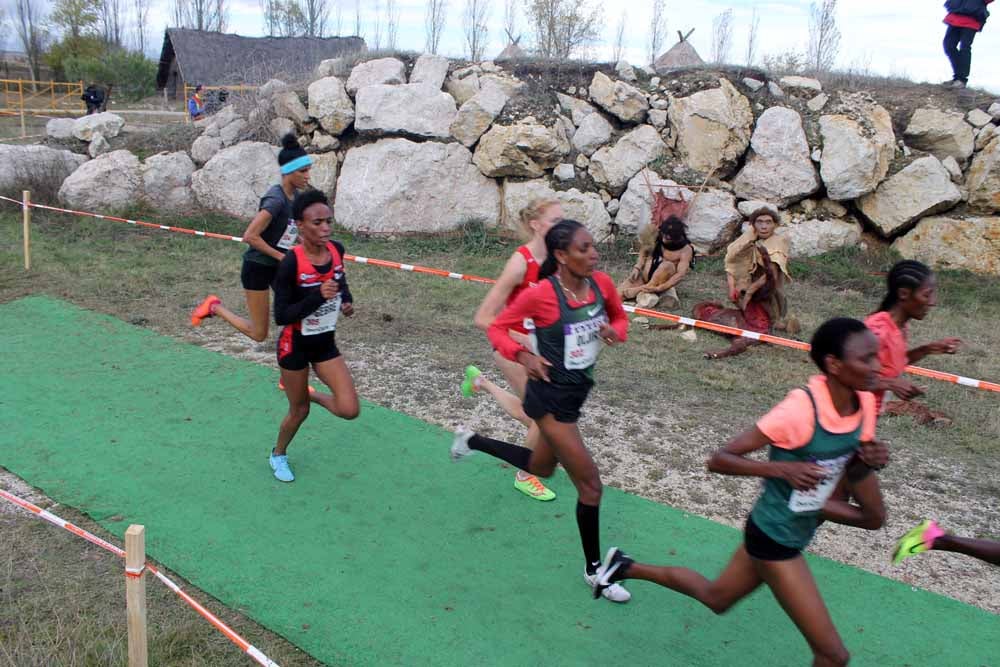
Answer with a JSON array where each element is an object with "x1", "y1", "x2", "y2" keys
[
  {"x1": 892, "y1": 520, "x2": 944, "y2": 564},
  {"x1": 461, "y1": 365, "x2": 482, "y2": 398},
  {"x1": 514, "y1": 473, "x2": 556, "y2": 501}
]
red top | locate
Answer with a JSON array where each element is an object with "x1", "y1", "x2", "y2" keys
[
  {"x1": 864, "y1": 311, "x2": 909, "y2": 414},
  {"x1": 505, "y1": 245, "x2": 542, "y2": 306},
  {"x1": 757, "y1": 375, "x2": 877, "y2": 449},
  {"x1": 946, "y1": 1, "x2": 993, "y2": 30},
  {"x1": 488, "y1": 271, "x2": 629, "y2": 362}
]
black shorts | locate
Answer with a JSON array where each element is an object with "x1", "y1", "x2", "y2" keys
[
  {"x1": 241, "y1": 259, "x2": 278, "y2": 291},
  {"x1": 522, "y1": 380, "x2": 592, "y2": 424},
  {"x1": 744, "y1": 517, "x2": 802, "y2": 561},
  {"x1": 277, "y1": 328, "x2": 341, "y2": 371}
]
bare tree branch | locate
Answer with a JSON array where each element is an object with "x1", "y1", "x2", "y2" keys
[
  {"x1": 132, "y1": 0, "x2": 151, "y2": 52},
  {"x1": 385, "y1": 0, "x2": 398, "y2": 50},
  {"x1": 14, "y1": 0, "x2": 48, "y2": 81},
  {"x1": 463, "y1": 0, "x2": 488, "y2": 61},
  {"x1": 524, "y1": 0, "x2": 602, "y2": 59},
  {"x1": 503, "y1": 0, "x2": 518, "y2": 44},
  {"x1": 425, "y1": 0, "x2": 447, "y2": 54},
  {"x1": 612, "y1": 10, "x2": 626, "y2": 63},
  {"x1": 302, "y1": 0, "x2": 329, "y2": 36},
  {"x1": 647, "y1": 0, "x2": 666, "y2": 65},
  {"x1": 808, "y1": 0, "x2": 840, "y2": 72},
  {"x1": 171, "y1": 0, "x2": 228, "y2": 31},
  {"x1": 745, "y1": 6, "x2": 759, "y2": 66},
  {"x1": 711, "y1": 8, "x2": 733, "y2": 65}
]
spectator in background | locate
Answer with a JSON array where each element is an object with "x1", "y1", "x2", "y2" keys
[
  {"x1": 942, "y1": 0, "x2": 993, "y2": 89},
  {"x1": 188, "y1": 84, "x2": 205, "y2": 119},
  {"x1": 81, "y1": 84, "x2": 104, "y2": 115}
]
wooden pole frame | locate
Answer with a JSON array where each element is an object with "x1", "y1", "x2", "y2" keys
[
  {"x1": 22, "y1": 190, "x2": 30, "y2": 271},
  {"x1": 125, "y1": 525, "x2": 148, "y2": 667}
]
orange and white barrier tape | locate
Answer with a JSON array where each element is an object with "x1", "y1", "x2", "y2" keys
[
  {"x1": 3, "y1": 196, "x2": 997, "y2": 394},
  {"x1": 0, "y1": 488, "x2": 280, "y2": 666}
]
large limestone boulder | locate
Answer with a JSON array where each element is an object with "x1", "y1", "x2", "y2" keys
[
  {"x1": 336, "y1": 138, "x2": 500, "y2": 232},
  {"x1": 472, "y1": 122, "x2": 568, "y2": 178},
  {"x1": 410, "y1": 54, "x2": 450, "y2": 89},
  {"x1": 141, "y1": 151, "x2": 196, "y2": 211},
  {"x1": 502, "y1": 179, "x2": 612, "y2": 237},
  {"x1": 588, "y1": 125, "x2": 667, "y2": 193},
  {"x1": 556, "y1": 93, "x2": 597, "y2": 127},
  {"x1": 966, "y1": 137, "x2": 1000, "y2": 212},
  {"x1": 450, "y1": 81, "x2": 509, "y2": 147},
  {"x1": 191, "y1": 142, "x2": 280, "y2": 219},
  {"x1": 0, "y1": 144, "x2": 87, "y2": 193},
  {"x1": 219, "y1": 118, "x2": 246, "y2": 147},
  {"x1": 355, "y1": 83, "x2": 457, "y2": 139},
  {"x1": 445, "y1": 71, "x2": 480, "y2": 105},
  {"x1": 667, "y1": 78, "x2": 753, "y2": 176},
  {"x1": 190, "y1": 134, "x2": 223, "y2": 166},
  {"x1": 272, "y1": 91, "x2": 309, "y2": 126},
  {"x1": 892, "y1": 216, "x2": 1000, "y2": 275},
  {"x1": 72, "y1": 112, "x2": 125, "y2": 142},
  {"x1": 314, "y1": 58, "x2": 350, "y2": 79},
  {"x1": 615, "y1": 169, "x2": 740, "y2": 252},
  {"x1": 308, "y1": 77, "x2": 355, "y2": 136},
  {"x1": 731, "y1": 106, "x2": 820, "y2": 206},
  {"x1": 818, "y1": 104, "x2": 895, "y2": 200},
  {"x1": 572, "y1": 111, "x2": 613, "y2": 157},
  {"x1": 346, "y1": 57, "x2": 407, "y2": 95},
  {"x1": 857, "y1": 156, "x2": 962, "y2": 236},
  {"x1": 903, "y1": 108, "x2": 975, "y2": 162},
  {"x1": 782, "y1": 218, "x2": 862, "y2": 258},
  {"x1": 258, "y1": 78, "x2": 290, "y2": 99},
  {"x1": 309, "y1": 152, "x2": 339, "y2": 197},
  {"x1": 87, "y1": 132, "x2": 110, "y2": 158},
  {"x1": 58, "y1": 150, "x2": 140, "y2": 212},
  {"x1": 779, "y1": 76, "x2": 822, "y2": 93},
  {"x1": 480, "y1": 73, "x2": 524, "y2": 98},
  {"x1": 588, "y1": 71, "x2": 648, "y2": 124},
  {"x1": 46, "y1": 118, "x2": 75, "y2": 140}
]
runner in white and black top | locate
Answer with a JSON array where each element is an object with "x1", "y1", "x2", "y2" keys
[
  {"x1": 268, "y1": 189, "x2": 359, "y2": 483},
  {"x1": 190, "y1": 134, "x2": 313, "y2": 342}
]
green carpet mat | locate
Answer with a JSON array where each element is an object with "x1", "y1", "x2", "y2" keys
[{"x1": 1, "y1": 296, "x2": 995, "y2": 666}]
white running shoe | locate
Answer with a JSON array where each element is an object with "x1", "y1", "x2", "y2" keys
[
  {"x1": 451, "y1": 429, "x2": 474, "y2": 462},
  {"x1": 583, "y1": 569, "x2": 632, "y2": 603}
]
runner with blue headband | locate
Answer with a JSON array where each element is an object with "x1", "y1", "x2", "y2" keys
[{"x1": 191, "y1": 133, "x2": 314, "y2": 344}]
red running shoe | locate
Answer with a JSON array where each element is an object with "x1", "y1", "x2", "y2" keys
[{"x1": 190, "y1": 295, "x2": 221, "y2": 326}]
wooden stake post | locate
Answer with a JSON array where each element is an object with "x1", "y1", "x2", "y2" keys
[
  {"x1": 22, "y1": 190, "x2": 30, "y2": 270},
  {"x1": 125, "y1": 525, "x2": 148, "y2": 667}
]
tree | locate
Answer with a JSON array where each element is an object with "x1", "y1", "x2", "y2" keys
[
  {"x1": 302, "y1": 0, "x2": 329, "y2": 36},
  {"x1": 524, "y1": 0, "x2": 602, "y2": 59},
  {"x1": 370, "y1": 0, "x2": 382, "y2": 49},
  {"x1": 808, "y1": 0, "x2": 840, "y2": 72},
  {"x1": 171, "y1": 0, "x2": 228, "y2": 31},
  {"x1": 612, "y1": 10, "x2": 626, "y2": 63},
  {"x1": 745, "y1": 6, "x2": 759, "y2": 66},
  {"x1": 647, "y1": 0, "x2": 666, "y2": 65},
  {"x1": 65, "y1": 47, "x2": 156, "y2": 101},
  {"x1": 385, "y1": 0, "x2": 398, "y2": 49},
  {"x1": 333, "y1": 0, "x2": 342, "y2": 35},
  {"x1": 711, "y1": 8, "x2": 733, "y2": 64},
  {"x1": 50, "y1": 0, "x2": 100, "y2": 40},
  {"x1": 425, "y1": 0, "x2": 447, "y2": 54},
  {"x1": 99, "y1": 0, "x2": 125, "y2": 47},
  {"x1": 503, "y1": 0, "x2": 518, "y2": 43},
  {"x1": 463, "y1": 0, "x2": 488, "y2": 61},
  {"x1": 354, "y1": 0, "x2": 361, "y2": 36},
  {"x1": 13, "y1": 0, "x2": 48, "y2": 81},
  {"x1": 132, "y1": 0, "x2": 151, "y2": 52}
]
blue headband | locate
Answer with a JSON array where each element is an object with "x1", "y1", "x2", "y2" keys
[{"x1": 280, "y1": 154, "x2": 313, "y2": 174}]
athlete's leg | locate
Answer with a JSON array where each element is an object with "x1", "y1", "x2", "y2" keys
[
  {"x1": 310, "y1": 356, "x2": 360, "y2": 420},
  {"x1": 624, "y1": 544, "x2": 763, "y2": 614},
  {"x1": 755, "y1": 556, "x2": 850, "y2": 666},
  {"x1": 274, "y1": 367, "x2": 311, "y2": 456},
  {"x1": 212, "y1": 289, "x2": 271, "y2": 342}
]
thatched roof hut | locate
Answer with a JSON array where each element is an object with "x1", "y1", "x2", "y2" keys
[
  {"x1": 654, "y1": 37, "x2": 704, "y2": 74},
  {"x1": 156, "y1": 29, "x2": 366, "y2": 99}
]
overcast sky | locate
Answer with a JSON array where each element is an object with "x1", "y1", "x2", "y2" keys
[{"x1": 44, "y1": 0, "x2": 1000, "y2": 94}]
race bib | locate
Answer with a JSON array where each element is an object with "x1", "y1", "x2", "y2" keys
[
  {"x1": 563, "y1": 314, "x2": 607, "y2": 370},
  {"x1": 787, "y1": 452, "x2": 853, "y2": 513},
  {"x1": 277, "y1": 221, "x2": 299, "y2": 250},
  {"x1": 524, "y1": 318, "x2": 539, "y2": 355},
  {"x1": 301, "y1": 295, "x2": 341, "y2": 336}
]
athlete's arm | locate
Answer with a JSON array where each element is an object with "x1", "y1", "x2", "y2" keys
[
  {"x1": 907, "y1": 337, "x2": 962, "y2": 363},
  {"x1": 242, "y1": 209, "x2": 285, "y2": 262},
  {"x1": 332, "y1": 241, "x2": 353, "y2": 304},
  {"x1": 487, "y1": 282, "x2": 557, "y2": 361},
  {"x1": 273, "y1": 253, "x2": 326, "y2": 325},
  {"x1": 708, "y1": 425, "x2": 825, "y2": 491},
  {"x1": 820, "y1": 461, "x2": 885, "y2": 530},
  {"x1": 473, "y1": 252, "x2": 528, "y2": 331},
  {"x1": 595, "y1": 273, "x2": 628, "y2": 343}
]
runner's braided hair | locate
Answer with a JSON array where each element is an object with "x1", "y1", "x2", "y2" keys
[
  {"x1": 877, "y1": 260, "x2": 933, "y2": 313},
  {"x1": 292, "y1": 189, "x2": 329, "y2": 221},
  {"x1": 809, "y1": 317, "x2": 870, "y2": 373},
  {"x1": 538, "y1": 219, "x2": 586, "y2": 280}
]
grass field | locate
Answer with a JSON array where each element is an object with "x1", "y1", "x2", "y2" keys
[{"x1": 1, "y1": 205, "x2": 998, "y2": 665}]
